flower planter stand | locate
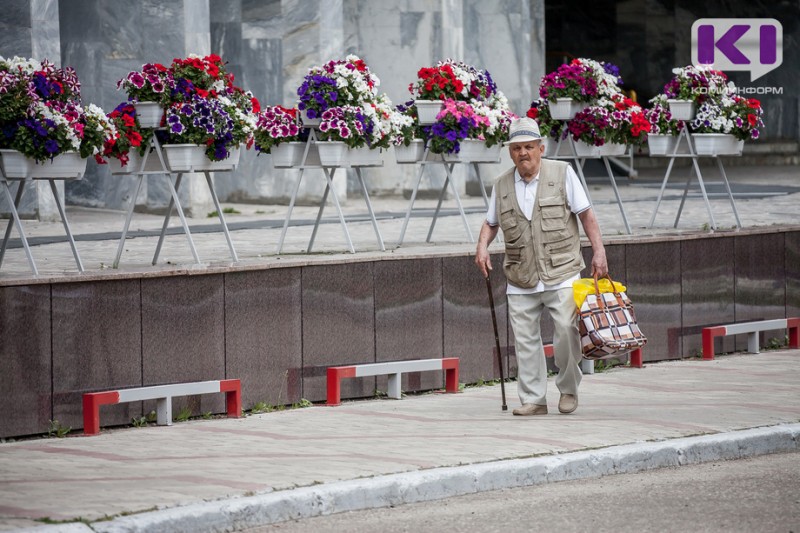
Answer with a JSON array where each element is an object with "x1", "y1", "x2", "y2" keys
[
  {"x1": 647, "y1": 128, "x2": 742, "y2": 231},
  {"x1": 0, "y1": 150, "x2": 88, "y2": 275},
  {"x1": 276, "y1": 129, "x2": 386, "y2": 254},
  {"x1": 111, "y1": 135, "x2": 240, "y2": 269},
  {"x1": 397, "y1": 144, "x2": 497, "y2": 246},
  {"x1": 544, "y1": 131, "x2": 633, "y2": 235}
]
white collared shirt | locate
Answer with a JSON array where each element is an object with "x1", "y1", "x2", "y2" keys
[{"x1": 485, "y1": 165, "x2": 591, "y2": 295}]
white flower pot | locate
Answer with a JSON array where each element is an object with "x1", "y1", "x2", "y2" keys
[
  {"x1": 444, "y1": 139, "x2": 502, "y2": 163},
  {"x1": 415, "y1": 100, "x2": 444, "y2": 125},
  {"x1": 270, "y1": 142, "x2": 306, "y2": 168},
  {"x1": 549, "y1": 98, "x2": 582, "y2": 120},
  {"x1": 301, "y1": 109, "x2": 322, "y2": 127},
  {"x1": 0, "y1": 149, "x2": 87, "y2": 179},
  {"x1": 108, "y1": 150, "x2": 165, "y2": 174},
  {"x1": 163, "y1": 144, "x2": 241, "y2": 172},
  {"x1": 394, "y1": 139, "x2": 426, "y2": 164},
  {"x1": 666, "y1": 99, "x2": 696, "y2": 121},
  {"x1": 316, "y1": 141, "x2": 347, "y2": 167},
  {"x1": 133, "y1": 101, "x2": 164, "y2": 129},
  {"x1": 692, "y1": 133, "x2": 744, "y2": 156},
  {"x1": 573, "y1": 140, "x2": 601, "y2": 158},
  {"x1": 348, "y1": 146, "x2": 383, "y2": 167},
  {"x1": 596, "y1": 143, "x2": 627, "y2": 157},
  {"x1": 646, "y1": 134, "x2": 679, "y2": 156}
]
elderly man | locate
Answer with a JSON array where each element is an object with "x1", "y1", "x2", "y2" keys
[{"x1": 475, "y1": 117, "x2": 608, "y2": 415}]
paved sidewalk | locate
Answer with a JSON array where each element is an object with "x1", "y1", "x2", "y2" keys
[
  {"x1": 0, "y1": 163, "x2": 799, "y2": 282},
  {"x1": 1, "y1": 350, "x2": 799, "y2": 531}
]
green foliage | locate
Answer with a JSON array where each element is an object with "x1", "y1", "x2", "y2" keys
[
  {"x1": 292, "y1": 398, "x2": 313, "y2": 409},
  {"x1": 766, "y1": 336, "x2": 788, "y2": 350},
  {"x1": 174, "y1": 406, "x2": 192, "y2": 422},
  {"x1": 207, "y1": 207, "x2": 241, "y2": 218},
  {"x1": 592, "y1": 358, "x2": 625, "y2": 372},
  {"x1": 250, "y1": 401, "x2": 271, "y2": 414},
  {"x1": 47, "y1": 419, "x2": 71, "y2": 438}
]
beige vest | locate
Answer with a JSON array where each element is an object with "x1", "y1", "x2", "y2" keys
[{"x1": 495, "y1": 159, "x2": 585, "y2": 288}]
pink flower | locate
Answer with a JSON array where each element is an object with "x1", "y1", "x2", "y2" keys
[{"x1": 128, "y1": 72, "x2": 145, "y2": 89}]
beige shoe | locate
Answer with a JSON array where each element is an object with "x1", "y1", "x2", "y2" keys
[
  {"x1": 512, "y1": 403, "x2": 548, "y2": 416},
  {"x1": 558, "y1": 394, "x2": 578, "y2": 414}
]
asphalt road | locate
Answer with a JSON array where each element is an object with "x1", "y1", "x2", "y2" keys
[{"x1": 247, "y1": 451, "x2": 800, "y2": 533}]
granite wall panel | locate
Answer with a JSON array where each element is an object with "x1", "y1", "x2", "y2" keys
[
  {"x1": 2, "y1": 229, "x2": 798, "y2": 438},
  {"x1": 374, "y1": 258, "x2": 442, "y2": 394},
  {"x1": 301, "y1": 262, "x2": 375, "y2": 402},
  {"x1": 681, "y1": 237, "x2": 736, "y2": 357},
  {"x1": 51, "y1": 280, "x2": 142, "y2": 430},
  {"x1": 443, "y1": 254, "x2": 500, "y2": 384},
  {"x1": 734, "y1": 233, "x2": 787, "y2": 351},
  {"x1": 141, "y1": 274, "x2": 226, "y2": 417},
  {"x1": 624, "y1": 240, "x2": 682, "y2": 361},
  {"x1": 225, "y1": 268, "x2": 302, "y2": 409},
  {"x1": 0, "y1": 285, "x2": 51, "y2": 438}
]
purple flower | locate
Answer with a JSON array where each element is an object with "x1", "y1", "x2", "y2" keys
[
  {"x1": 213, "y1": 143, "x2": 228, "y2": 160},
  {"x1": 44, "y1": 139, "x2": 59, "y2": 154}
]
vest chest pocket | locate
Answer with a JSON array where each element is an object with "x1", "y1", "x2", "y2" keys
[
  {"x1": 538, "y1": 195, "x2": 567, "y2": 231},
  {"x1": 500, "y1": 207, "x2": 523, "y2": 242}
]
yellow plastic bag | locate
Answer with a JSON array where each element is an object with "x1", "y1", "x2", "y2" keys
[{"x1": 572, "y1": 277, "x2": 627, "y2": 309}]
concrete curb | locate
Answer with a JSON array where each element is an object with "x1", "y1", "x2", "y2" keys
[{"x1": 24, "y1": 423, "x2": 800, "y2": 533}]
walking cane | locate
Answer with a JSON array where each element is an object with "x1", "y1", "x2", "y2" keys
[{"x1": 485, "y1": 275, "x2": 508, "y2": 411}]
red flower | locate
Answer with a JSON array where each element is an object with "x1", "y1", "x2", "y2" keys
[
  {"x1": 279, "y1": 106, "x2": 298, "y2": 119},
  {"x1": 747, "y1": 98, "x2": 761, "y2": 109},
  {"x1": 196, "y1": 88, "x2": 209, "y2": 98},
  {"x1": 251, "y1": 97, "x2": 261, "y2": 114},
  {"x1": 527, "y1": 108, "x2": 538, "y2": 119},
  {"x1": 128, "y1": 131, "x2": 142, "y2": 147},
  {"x1": 747, "y1": 114, "x2": 757, "y2": 126},
  {"x1": 630, "y1": 112, "x2": 651, "y2": 137}
]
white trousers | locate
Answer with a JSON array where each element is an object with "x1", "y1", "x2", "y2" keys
[{"x1": 508, "y1": 288, "x2": 583, "y2": 406}]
